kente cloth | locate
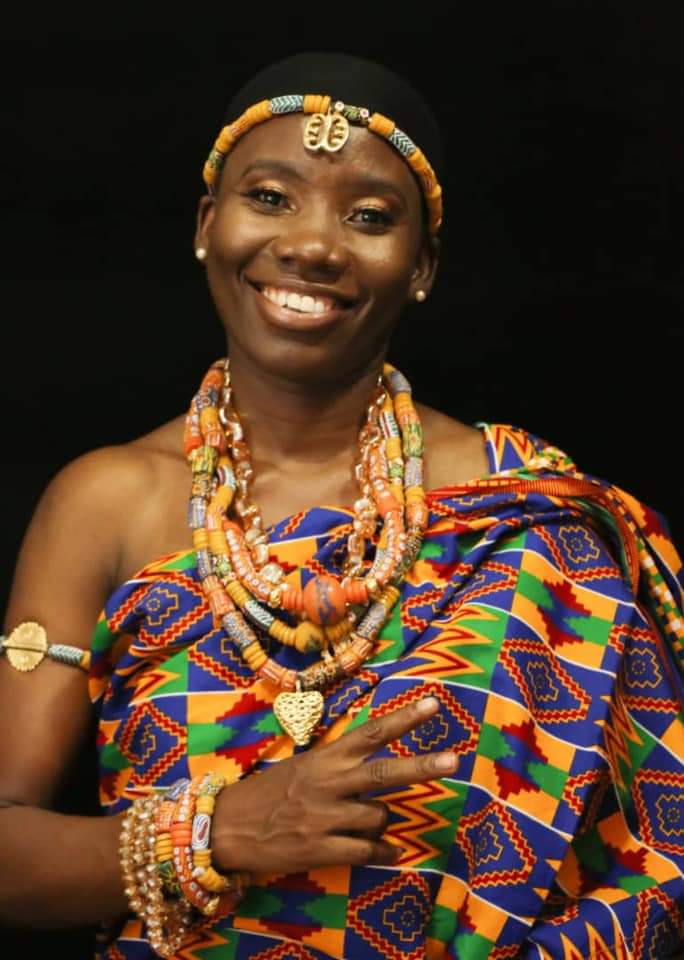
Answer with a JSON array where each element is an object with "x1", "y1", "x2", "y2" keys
[{"x1": 89, "y1": 423, "x2": 684, "y2": 959}]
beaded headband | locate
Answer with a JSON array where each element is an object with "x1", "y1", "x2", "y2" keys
[{"x1": 202, "y1": 94, "x2": 443, "y2": 235}]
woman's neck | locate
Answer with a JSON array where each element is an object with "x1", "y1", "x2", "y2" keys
[{"x1": 226, "y1": 346, "x2": 384, "y2": 478}]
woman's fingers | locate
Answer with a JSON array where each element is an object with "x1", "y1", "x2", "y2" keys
[
  {"x1": 337, "y1": 697, "x2": 441, "y2": 761},
  {"x1": 337, "y1": 798, "x2": 389, "y2": 839},
  {"x1": 319, "y1": 835, "x2": 402, "y2": 868},
  {"x1": 341, "y1": 749, "x2": 458, "y2": 797}
]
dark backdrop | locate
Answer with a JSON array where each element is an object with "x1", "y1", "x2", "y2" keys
[{"x1": 2, "y1": 8, "x2": 682, "y2": 957}]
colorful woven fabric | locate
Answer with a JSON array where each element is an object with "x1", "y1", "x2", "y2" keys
[{"x1": 89, "y1": 423, "x2": 684, "y2": 959}]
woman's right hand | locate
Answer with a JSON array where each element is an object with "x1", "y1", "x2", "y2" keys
[{"x1": 211, "y1": 696, "x2": 458, "y2": 875}]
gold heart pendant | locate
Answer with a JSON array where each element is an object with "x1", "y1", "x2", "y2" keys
[{"x1": 273, "y1": 689, "x2": 324, "y2": 746}]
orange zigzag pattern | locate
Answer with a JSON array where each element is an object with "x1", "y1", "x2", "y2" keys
[
  {"x1": 137, "y1": 602, "x2": 208, "y2": 649},
  {"x1": 602, "y1": 687, "x2": 643, "y2": 790},
  {"x1": 383, "y1": 778, "x2": 456, "y2": 866},
  {"x1": 402, "y1": 587, "x2": 443, "y2": 632},
  {"x1": 280, "y1": 510, "x2": 306, "y2": 538},
  {"x1": 189, "y1": 644, "x2": 252, "y2": 688}
]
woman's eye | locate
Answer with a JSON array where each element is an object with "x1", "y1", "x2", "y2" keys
[
  {"x1": 351, "y1": 207, "x2": 392, "y2": 227},
  {"x1": 247, "y1": 188, "x2": 286, "y2": 207}
]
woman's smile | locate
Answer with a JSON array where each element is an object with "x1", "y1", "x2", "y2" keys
[
  {"x1": 195, "y1": 113, "x2": 434, "y2": 382},
  {"x1": 245, "y1": 277, "x2": 359, "y2": 334}
]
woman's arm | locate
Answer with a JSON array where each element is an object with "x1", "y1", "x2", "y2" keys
[{"x1": 0, "y1": 448, "x2": 144, "y2": 927}]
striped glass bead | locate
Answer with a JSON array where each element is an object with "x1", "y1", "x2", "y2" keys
[
  {"x1": 191, "y1": 813, "x2": 211, "y2": 850},
  {"x1": 221, "y1": 612, "x2": 255, "y2": 650},
  {"x1": 405, "y1": 457, "x2": 423, "y2": 488},
  {"x1": 270, "y1": 95, "x2": 304, "y2": 114},
  {"x1": 196, "y1": 549, "x2": 213, "y2": 579},
  {"x1": 380, "y1": 411, "x2": 400, "y2": 438},
  {"x1": 188, "y1": 497, "x2": 206, "y2": 529},
  {"x1": 388, "y1": 127, "x2": 416, "y2": 157},
  {"x1": 245, "y1": 599, "x2": 275, "y2": 630},
  {"x1": 357, "y1": 600, "x2": 388, "y2": 638},
  {"x1": 217, "y1": 464, "x2": 237, "y2": 490}
]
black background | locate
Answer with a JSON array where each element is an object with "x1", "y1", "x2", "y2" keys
[{"x1": 2, "y1": 7, "x2": 683, "y2": 956}]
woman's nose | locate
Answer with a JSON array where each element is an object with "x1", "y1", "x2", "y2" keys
[{"x1": 271, "y1": 211, "x2": 350, "y2": 278}]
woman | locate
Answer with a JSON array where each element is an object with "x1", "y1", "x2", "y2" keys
[{"x1": 1, "y1": 52, "x2": 683, "y2": 959}]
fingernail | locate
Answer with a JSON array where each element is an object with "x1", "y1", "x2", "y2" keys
[
  {"x1": 418, "y1": 696, "x2": 439, "y2": 714},
  {"x1": 436, "y1": 752, "x2": 458, "y2": 771}
]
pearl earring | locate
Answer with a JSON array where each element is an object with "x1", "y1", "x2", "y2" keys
[
  {"x1": 414, "y1": 289, "x2": 427, "y2": 303},
  {"x1": 195, "y1": 247, "x2": 207, "y2": 262}
]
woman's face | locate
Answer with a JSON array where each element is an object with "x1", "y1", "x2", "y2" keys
[{"x1": 195, "y1": 113, "x2": 438, "y2": 385}]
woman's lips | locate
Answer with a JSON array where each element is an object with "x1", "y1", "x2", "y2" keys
[{"x1": 247, "y1": 280, "x2": 352, "y2": 333}]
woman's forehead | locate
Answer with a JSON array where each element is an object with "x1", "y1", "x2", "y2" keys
[{"x1": 220, "y1": 113, "x2": 422, "y2": 204}]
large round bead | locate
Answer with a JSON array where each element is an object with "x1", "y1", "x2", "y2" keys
[
  {"x1": 294, "y1": 621, "x2": 326, "y2": 654},
  {"x1": 302, "y1": 575, "x2": 347, "y2": 626}
]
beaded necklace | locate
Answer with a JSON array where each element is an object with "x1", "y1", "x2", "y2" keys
[{"x1": 183, "y1": 359, "x2": 427, "y2": 745}]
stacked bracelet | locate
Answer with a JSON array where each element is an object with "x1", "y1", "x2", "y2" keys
[
  {"x1": 120, "y1": 794, "x2": 193, "y2": 958},
  {"x1": 119, "y1": 773, "x2": 250, "y2": 957}
]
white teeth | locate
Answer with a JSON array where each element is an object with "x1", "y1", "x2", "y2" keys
[{"x1": 260, "y1": 285, "x2": 338, "y2": 314}]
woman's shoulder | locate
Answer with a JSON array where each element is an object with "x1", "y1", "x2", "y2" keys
[
  {"x1": 417, "y1": 404, "x2": 573, "y2": 488},
  {"x1": 30, "y1": 416, "x2": 189, "y2": 589},
  {"x1": 46, "y1": 414, "x2": 186, "y2": 508}
]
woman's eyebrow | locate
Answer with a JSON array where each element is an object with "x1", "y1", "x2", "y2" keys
[
  {"x1": 239, "y1": 159, "x2": 308, "y2": 182},
  {"x1": 238, "y1": 159, "x2": 408, "y2": 206}
]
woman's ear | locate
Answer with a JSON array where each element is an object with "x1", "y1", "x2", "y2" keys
[
  {"x1": 409, "y1": 233, "x2": 440, "y2": 302},
  {"x1": 193, "y1": 194, "x2": 216, "y2": 259}
]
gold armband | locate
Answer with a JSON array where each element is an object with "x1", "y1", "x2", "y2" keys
[{"x1": 0, "y1": 622, "x2": 90, "y2": 672}]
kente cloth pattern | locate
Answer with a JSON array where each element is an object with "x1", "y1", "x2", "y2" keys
[{"x1": 89, "y1": 424, "x2": 684, "y2": 959}]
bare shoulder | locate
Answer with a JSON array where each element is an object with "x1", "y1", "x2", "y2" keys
[
  {"x1": 6, "y1": 415, "x2": 188, "y2": 624},
  {"x1": 39, "y1": 415, "x2": 186, "y2": 519},
  {"x1": 416, "y1": 403, "x2": 489, "y2": 489}
]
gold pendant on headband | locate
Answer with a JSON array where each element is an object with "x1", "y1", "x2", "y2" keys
[
  {"x1": 273, "y1": 684, "x2": 324, "y2": 746},
  {"x1": 2, "y1": 621, "x2": 48, "y2": 671},
  {"x1": 303, "y1": 107, "x2": 349, "y2": 154}
]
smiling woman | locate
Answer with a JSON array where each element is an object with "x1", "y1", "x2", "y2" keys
[{"x1": 1, "y1": 52, "x2": 684, "y2": 960}]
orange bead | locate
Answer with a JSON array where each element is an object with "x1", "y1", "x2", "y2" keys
[
  {"x1": 344, "y1": 580, "x2": 369, "y2": 605},
  {"x1": 281, "y1": 586, "x2": 303, "y2": 612},
  {"x1": 338, "y1": 648, "x2": 362, "y2": 674},
  {"x1": 258, "y1": 659, "x2": 286, "y2": 685},
  {"x1": 368, "y1": 112, "x2": 395, "y2": 138},
  {"x1": 302, "y1": 575, "x2": 347, "y2": 626},
  {"x1": 375, "y1": 490, "x2": 400, "y2": 518}
]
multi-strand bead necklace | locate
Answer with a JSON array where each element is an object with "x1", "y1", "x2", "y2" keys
[{"x1": 183, "y1": 359, "x2": 427, "y2": 745}]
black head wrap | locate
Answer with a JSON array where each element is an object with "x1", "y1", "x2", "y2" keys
[{"x1": 222, "y1": 52, "x2": 444, "y2": 183}]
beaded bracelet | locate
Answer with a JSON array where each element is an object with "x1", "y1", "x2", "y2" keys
[
  {"x1": 120, "y1": 794, "x2": 193, "y2": 958},
  {"x1": 191, "y1": 772, "x2": 250, "y2": 899},
  {"x1": 120, "y1": 776, "x2": 250, "y2": 956},
  {"x1": 170, "y1": 774, "x2": 249, "y2": 916}
]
